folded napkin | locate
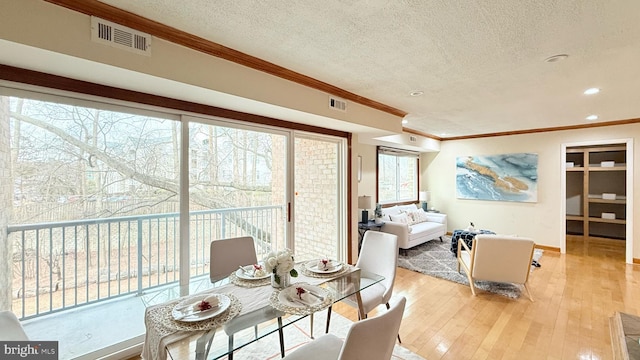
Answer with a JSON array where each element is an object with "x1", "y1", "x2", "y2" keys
[
  {"x1": 316, "y1": 259, "x2": 336, "y2": 271},
  {"x1": 287, "y1": 292, "x2": 316, "y2": 306}
]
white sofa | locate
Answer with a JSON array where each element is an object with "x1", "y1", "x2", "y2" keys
[{"x1": 379, "y1": 204, "x2": 447, "y2": 250}]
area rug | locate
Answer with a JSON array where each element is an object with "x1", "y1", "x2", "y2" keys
[
  {"x1": 398, "y1": 236, "x2": 543, "y2": 299},
  {"x1": 214, "y1": 308, "x2": 425, "y2": 359}
]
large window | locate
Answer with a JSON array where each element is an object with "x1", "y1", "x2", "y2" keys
[
  {"x1": 0, "y1": 82, "x2": 348, "y2": 359},
  {"x1": 377, "y1": 147, "x2": 419, "y2": 204}
]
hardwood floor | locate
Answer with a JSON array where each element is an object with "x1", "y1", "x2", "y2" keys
[
  {"x1": 368, "y1": 235, "x2": 638, "y2": 360},
  {"x1": 130, "y1": 235, "x2": 639, "y2": 359}
]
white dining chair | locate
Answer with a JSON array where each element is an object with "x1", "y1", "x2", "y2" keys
[
  {"x1": 209, "y1": 236, "x2": 259, "y2": 283},
  {"x1": 209, "y1": 236, "x2": 285, "y2": 359},
  {"x1": 326, "y1": 231, "x2": 400, "y2": 341},
  {"x1": 0, "y1": 311, "x2": 29, "y2": 341},
  {"x1": 282, "y1": 296, "x2": 406, "y2": 360}
]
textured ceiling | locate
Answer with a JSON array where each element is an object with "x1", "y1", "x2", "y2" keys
[{"x1": 96, "y1": 0, "x2": 640, "y2": 138}]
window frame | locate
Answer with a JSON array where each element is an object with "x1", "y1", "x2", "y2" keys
[
  {"x1": 1, "y1": 69, "x2": 352, "y2": 305},
  {"x1": 376, "y1": 146, "x2": 420, "y2": 205}
]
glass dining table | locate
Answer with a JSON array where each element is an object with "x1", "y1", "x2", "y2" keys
[{"x1": 140, "y1": 261, "x2": 384, "y2": 360}]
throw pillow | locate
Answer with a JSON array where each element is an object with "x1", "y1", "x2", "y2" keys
[
  {"x1": 410, "y1": 209, "x2": 430, "y2": 224},
  {"x1": 382, "y1": 206, "x2": 401, "y2": 221},
  {"x1": 389, "y1": 213, "x2": 410, "y2": 224}
]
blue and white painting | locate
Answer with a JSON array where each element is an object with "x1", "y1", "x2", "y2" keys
[{"x1": 456, "y1": 153, "x2": 538, "y2": 202}]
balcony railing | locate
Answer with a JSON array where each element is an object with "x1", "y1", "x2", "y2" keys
[{"x1": 8, "y1": 205, "x2": 285, "y2": 320}]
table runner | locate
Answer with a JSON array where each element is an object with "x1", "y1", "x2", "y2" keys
[
  {"x1": 142, "y1": 263, "x2": 356, "y2": 360},
  {"x1": 142, "y1": 284, "x2": 273, "y2": 360}
]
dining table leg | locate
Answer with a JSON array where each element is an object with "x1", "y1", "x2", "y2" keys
[
  {"x1": 355, "y1": 291, "x2": 366, "y2": 320},
  {"x1": 195, "y1": 329, "x2": 216, "y2": 360},
  {"x1": 325, "y1": 306, "x2": 332, "y2": 333},
  {"x1": 277, "y1": 316, "x2": 285, "y2": 358}
]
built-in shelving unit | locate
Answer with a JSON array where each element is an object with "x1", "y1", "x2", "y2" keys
[{"x1": 565, "y1": 144, "x2": 626, "y2": 239}]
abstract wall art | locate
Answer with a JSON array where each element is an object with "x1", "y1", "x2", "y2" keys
[{"x1": 456, "y1": 153, "x2": 538, "y2": 202}]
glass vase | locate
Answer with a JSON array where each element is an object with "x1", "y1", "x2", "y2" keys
[{"x1": 271, "y1": 272, "x2": 290, "y2": 289}]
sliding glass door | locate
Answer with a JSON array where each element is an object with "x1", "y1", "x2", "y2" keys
[
  {"x1": 2, "y1": 92, "x2": 181, "y2": 318},
  {"x1": 186, "y1": 117, "x2": 288, "y2": 279},
  {"x1": 0, "y1": 86, "x2": 348, "y2": 359}
]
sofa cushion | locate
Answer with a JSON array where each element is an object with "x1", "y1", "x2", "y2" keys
[
  {"x1": 381, "y1": 205, "x2": 401, "y2": 221},
  {"x1": 410, "y1": 221, "x2": 445, "y2": 234},
  {"x1": 398, "y1": 204, "x2": 418, "y2": 213},
  {"x1": 389, "y1": 213, "x2": 410, "y2": 224},
  {"x1": 389, "y1": 213, "x2": 413, "y2": 234},
  {"x1": 408, "y1": 221, "x2": 445, "y2": 242},
  {"x1": 407, "y1": 209, "x2": 429, "y2": 224}
]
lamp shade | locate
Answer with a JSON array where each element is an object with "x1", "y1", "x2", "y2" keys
[
  {"x1": 358, "y1": 195, "x2": 372, "y2": 209},
  {"x1": 419, "y1": 191, "x2": 430, "y2": 202}
]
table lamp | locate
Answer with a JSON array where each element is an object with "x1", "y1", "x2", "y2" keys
[
  {"x1": 358, "y1": 195, "x2": 372, "y2": 223},
  {"x1": 419, "y1": 191, "x2": 430, "y2": 211}
]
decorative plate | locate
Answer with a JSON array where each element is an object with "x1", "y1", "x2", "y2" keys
[
  {"x1": 305, "y1": 260, "x2": 343, "y2": 274},
  {"x1": 171, "y1": 294, "x2": 231, "y2": 322},
  {"x1": 236, "y1": 265, "x2": 270, "y2": 280},
  {"x1": 269, "y1": 283, "x2": 334, "y2": 315},
  {"x1": 277, "y1": 284, "x2": 326, "y2": 308}
]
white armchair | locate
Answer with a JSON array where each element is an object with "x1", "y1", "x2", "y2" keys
[{"x1": 456, "y1": 234, "x2": 535, "y2": 301}]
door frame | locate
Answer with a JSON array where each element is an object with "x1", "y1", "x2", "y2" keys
[{"x1": 560, "y1": 138, "x2": 634, "y2": 263}]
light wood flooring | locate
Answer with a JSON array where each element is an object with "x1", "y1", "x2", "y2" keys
[{"x1": 131, "y1": 235, "x2": 639, "y2": 359}]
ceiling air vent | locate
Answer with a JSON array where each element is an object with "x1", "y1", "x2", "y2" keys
[
  {"x1": 328, "y1": 96, "x2": 347, "y2": 112},
  {"x1": 91, "y1": 16, "x2": 151, "y2": 56}
]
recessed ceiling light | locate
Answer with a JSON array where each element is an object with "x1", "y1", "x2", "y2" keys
[
  {"x1": 584, "y1": 88, "x2": 600, "y2": 95},
  {"x1": 409, "y1": 91, "x2": 424, "y2": 97},
  {"x1": 401, "y1": 119, "x2": 409, "y2": 125},
  {"x1": 544, "y1": 54, "x2": 569, "y2": 63},
  {"x1": 586, "y1": 115, "x2": 599, "y2": 121}
]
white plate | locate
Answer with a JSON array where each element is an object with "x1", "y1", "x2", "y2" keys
[
  {"x1": 236, "y1": 265, "x2": 270, "y2": 280},
  {"x1": 277, "y1": 284, "x2": 326, "y2": 308},
  {"x1": 172, "y1": 294, "x2": 230, "y2": 322},
  {"x1": 305, "y1": 260, "x2": 343, "y2": 274}
]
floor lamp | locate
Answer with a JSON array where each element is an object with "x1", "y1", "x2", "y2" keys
[{"x1": 358, "y1": 195, "x2": 372, "y2": 223}]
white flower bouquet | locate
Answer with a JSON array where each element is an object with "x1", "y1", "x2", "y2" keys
[{"x1": 263, "y1": 248, "x2": 298, "y2": 285}]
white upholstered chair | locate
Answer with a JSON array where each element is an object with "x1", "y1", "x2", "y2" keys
[
  {"x1": 209, "y1": 236, "x2": 285, "y2": 359},
  {"x1": 209, "y1": 236, "x2": 258, "y2": 283},
  {"x1": 326, "y1": 231, "x2": 400, "y2": 340},
  {"x1": 0, "y1": 311, "x2": 29, "y2": 340},
  {"x1": 351, "y1": 231, "x2": 399, "y2": 315},
  {"x1": 456, "y1": 234, "x2": 536, "y2": 301},
  {"x1": 283, "y1": 296, "x2": 406, "y2": 360}
]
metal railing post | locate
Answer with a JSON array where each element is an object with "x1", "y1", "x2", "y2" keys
[
  {"x1": 221, "y1": 212, "x2": 226, "y2": 239},
  {"x1": 137, "y1": 218, "x2": 143, "y2": 295}
]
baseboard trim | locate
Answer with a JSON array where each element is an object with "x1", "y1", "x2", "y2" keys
[{"x1": 535, "y1": 244, "x2": 560, "y2": 252}]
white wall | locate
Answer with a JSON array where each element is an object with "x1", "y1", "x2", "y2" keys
[
  {"x1": 423, "y1": 122, "x2": 640, "y2": 259},
  {"x1": 354, "y1": 142, "x2": 378, "y2": 206},
  {"x1": 0, "y1": 0, "x2": 402, "y2": 134}
]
